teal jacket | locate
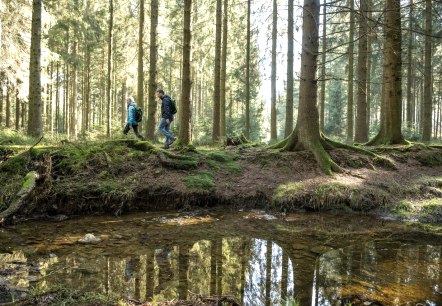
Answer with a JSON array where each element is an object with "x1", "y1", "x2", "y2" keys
[{"x1": 127, "y1": 102, "x2": 138, "y2": 126}]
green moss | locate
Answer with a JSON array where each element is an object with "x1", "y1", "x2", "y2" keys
[
  {"x1": 272, "y1": 181, "x2": 389, "y2": 212},
  {"x1": 0, "y1": 153, "x2": 27, "y2": 174},
  {"x1": 420, "y1": 199, "x2": 442, "y2": 217},
  {"x1": 416, "y1": 150, "x2": 442, "y2": 166},
  {"x1": 392, "y1": 200, "x2": 413, "y2": 215},
  {"x1": 206, "y1": 151, "x2": 232, "y2": 163},
  {"x1": 420, "y1": 176, "x2": 442, "y2": 188},
  {"x1": 184, "y1": 171, "x2": 215, "y2": 190}
]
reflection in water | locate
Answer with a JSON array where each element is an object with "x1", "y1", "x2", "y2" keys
[
  {"x1": 0, "y1": 212, "x2": 441, "y2": 305},
  {"x1": 313, "y1": 242, "x2": 442, "y2": 305}
]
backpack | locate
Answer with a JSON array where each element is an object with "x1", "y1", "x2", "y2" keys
[
  {"x1": 170, "y1": 99, "x2": 178, "y2": 115},
  {"x1": 135, "y1": 107, "x2": 143, "y2": 122}
]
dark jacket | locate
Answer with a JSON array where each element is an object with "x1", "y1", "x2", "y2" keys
[
  {"x1": 127, "y1": 102, "x2": 138, "y2": 126},
  {"x1": 161, "y1": 95, "x2": 173, "y2": 121}
]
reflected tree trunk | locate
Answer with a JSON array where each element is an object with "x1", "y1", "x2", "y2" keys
[
  {"x1": 210, "y1": 239, "x2": 217, "y2": 295},
  {"x1": 281, "y1": 248, "x2": 288, "y2": 301},
  {"x1": 240, "y1": 239, "x2": 247, "y2": 304},
  {"x1": 216, "y1": 238, "x2": 223, "y2": 296},
  {"x1": 178, "y1": 243, "x2": 190, "y2": 300},
  {"x1": 265, "y1": 240, "x2": 272, "y2": 306},
  {"x1": 145, "y1": 249, "x2": 155, "y2": 301}
]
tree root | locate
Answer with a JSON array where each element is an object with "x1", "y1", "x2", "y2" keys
[
  {"x1": 0, "y1": 171, "x2": 39, "y2": 225},
  {"x1": 268, "y1": 133, "x2": 397, "y2": 174}
]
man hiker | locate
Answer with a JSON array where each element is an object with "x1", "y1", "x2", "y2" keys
[
  {"x1": 156, "y1": 89, "x2": 176, "y2": 149},
  {"x1": 123, "y1": 96, "x2": 145, "y2": 140}
]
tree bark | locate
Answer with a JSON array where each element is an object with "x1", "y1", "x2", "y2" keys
[
  {"x1": 146, "y1": 0, "x2": 158, "y2": 140},
  {"x1": 15, "y1": 88, "x2": 20, "y2": 130},
  {"x1": 178, "y1": 0, "x2": 192, "y2": 145},
  {"x1": 366, "y1": 0, "x2": 372, "y2": 133},
  {"x1": 422, "y1": 0, "x2": 432, "y2": 143},
  {"x1": 245, "y1": 0, "x2": 251, "y2": 139},
  {"x1": 27, "y1": 0, "x2": 43, "y2": 137},
  {"x1": 106, "y1": 0, "x2": 113, "y2": 137},
  {"x1": 272, "y1": 0, "x2": 341, "y2": 174},
  {"x1": 285, "y1": 0, "x2": 294, "y2": 137},
  {"x1": 0, "y1": 83, "x2": 3, "y2": 126},
  {"x1": 220, "y1": 0, "x2": 228, "y2": 140},
  {"x1": 70, "y1": 40, "x2": 78, "y2": 138},
  {"x1": 55, "y1": 62, "x2": 60, "y2": 133},
  {"x1": 355, "y1": 0, "x2": 368, "y2": 142},
  {"x1": 212, "y1": 0, "x2": 222, "y2": 142},
  {"x1": 406, "y1": 0, "x2": 413, "y2": 129},
  {"x1": 270, "y1": 0, "x2": 278, "y2": 141},
  {"x1": 319, "y1": 0, "x2": 326, "y2": 132},
  {"x1": 121, "y1": 78, "x2": 127, "y2": 127},
  {"x1": 366, "y1": 0, "x2": 406, "y2": 145},
  {"x1": 346, "y1": 0, "x2": 354, "y2": 143},
  {"x1": 6, "y1": 80, "x2": 10, "y2": 128}
]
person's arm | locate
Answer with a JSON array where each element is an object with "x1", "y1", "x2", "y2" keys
[
  {"x1": 127, "y1": 105, "x2": 134, "y2": 126},
  {"x1": 163, "y1": 97, "x2": 172, "y2": 121}
]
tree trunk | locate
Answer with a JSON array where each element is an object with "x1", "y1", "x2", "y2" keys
[
  {"x1": 178, "y1": 0, "x2": 193, "y2": 146},
  {"x1": 49, "y1": 62, "x2": 54, "y2": 132},
  {"x1": 15, "y1": 88, "x2": 20, "y2": 130},
  {"x1": 55, "y1": 62, "x2": 60, "y2": 133},
  {"x1": 6, "y1": 80, "x2": 10, "y2": 128},
  {"x1": 422, "y1": 0, "x2": 432, "y2": 143},
  {"x1": 27, "y1": 0, "x2": 43, "y2": 137},
  {"x1": 245, "y1": 0, "x2": 251, "y2": 139},
  {"x1": 64, "y1": 63, "x2": 69, "y2": 134},
  {"x1": 85, "y1": 49, "x2": 91, "y2": 132},
  {"x1": 137, "y1": 0, "x2": 145, "y2": 134},
  {"x1": 346, "y1": 0, "x2": 354, "y2": 143},
  {"x1": 146, "y1": 0, "x2": 158, "y2": 140},
  {"x1": 406, "y1": 0, "x2": 414, "y2": 130},
  {"x1": 285, "y1": 0, "x2": 294, "y2": 137},
  {"x1": 21, "y1": 101, "x2": 26, "y2": 129},
  {"x1": 355, "y1": 0, "x2": 368, "y2": 143},
  {"x1": 319, "y1": 0, "x2": 326, "y2": 132},
  {"x1": 121, "y1": 78, "x2": 127, "y2": 127},
  {"x1": 366, "y1": 0, "x2": 406, "y2": 145},
  {"x1": 212, "y1": 0, "x2": 222, "y2": 142},
  {"x1": 0, "y1": 84, "x2": 3, "y2": 126},
  {"x1": 366, "y1": 0, "x2": 372, "y2": 133},
  {"x1": 270, "y1": 0, "x2": 278, "y2": 141},
  {"x1": 70, "y1": 41, "x2": 78, "y2": 138},
  {"x1": 273, "y1": 0, "x2": 341, "y2": 174},
  {"x1": 106, "y1": 0, "x2": 113, "y2": 137},
  {"x1": 220, "y1": 0, "x2": 228, "y2": 141}
]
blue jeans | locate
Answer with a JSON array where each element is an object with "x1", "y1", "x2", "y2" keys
[{"x1": 159, "y1": 118, "x2": 173, "y2": 144}]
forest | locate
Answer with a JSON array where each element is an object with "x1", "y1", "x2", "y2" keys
[{"x1": 0, "y1": 0, "x2": 442, "y2": 305}]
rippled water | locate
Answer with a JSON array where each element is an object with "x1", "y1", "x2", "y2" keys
[{"x1": 0, "y1": 211, "x2": 441, "y2": 305}]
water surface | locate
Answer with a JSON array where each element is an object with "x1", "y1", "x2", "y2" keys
[{"x1": 0, "y1": 211, "x2": 441, "y2": 305}]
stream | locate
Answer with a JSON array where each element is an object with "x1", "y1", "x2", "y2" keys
[{"x1": 0, "y1": 211, "x2": 441, "y2": 305}]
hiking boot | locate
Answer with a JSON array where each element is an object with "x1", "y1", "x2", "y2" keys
[
  {"x1": 169, "y1": 137, "x2": 177, "y2": 146},
  {"x1": 163, "y1": 143, "x2": 170, "y2": 149}
]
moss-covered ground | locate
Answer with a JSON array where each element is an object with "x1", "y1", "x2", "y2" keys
[{"x1": 1, "y1": 129, "x2": 442, "y2": 223}]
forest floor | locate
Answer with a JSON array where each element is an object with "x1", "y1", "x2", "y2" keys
[{"x1": 1, "y1": 132, "x2": 442, "y2": 225}]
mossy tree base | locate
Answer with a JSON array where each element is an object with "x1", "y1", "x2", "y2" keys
[
  {"x1": 270, "y1": 130, "x2": 342, "y2": 175},
  {"x1": 0, "y1": 171, "x2": 39, "y2": 225},
  {"x1": 270, "y1": 131, "x2": 394, "y2": 174}
]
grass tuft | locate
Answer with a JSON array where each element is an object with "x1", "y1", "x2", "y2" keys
[{"x1": 184, "y1": 171, "x2": 215, "y2": 190}]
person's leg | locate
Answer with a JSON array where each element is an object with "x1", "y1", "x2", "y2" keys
[
  {"x1": 123, "y1": 124, "x2": 130, "y2": 135},
  {"x1": 165, "y1": 122, "x2": 176, "y2": 144},
  {"x1": 158, "y1": 118, "x2": 172, "y2": 144},
  {"x1": 132, "y1": 125, "x2": 145, "y2": 140}
]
